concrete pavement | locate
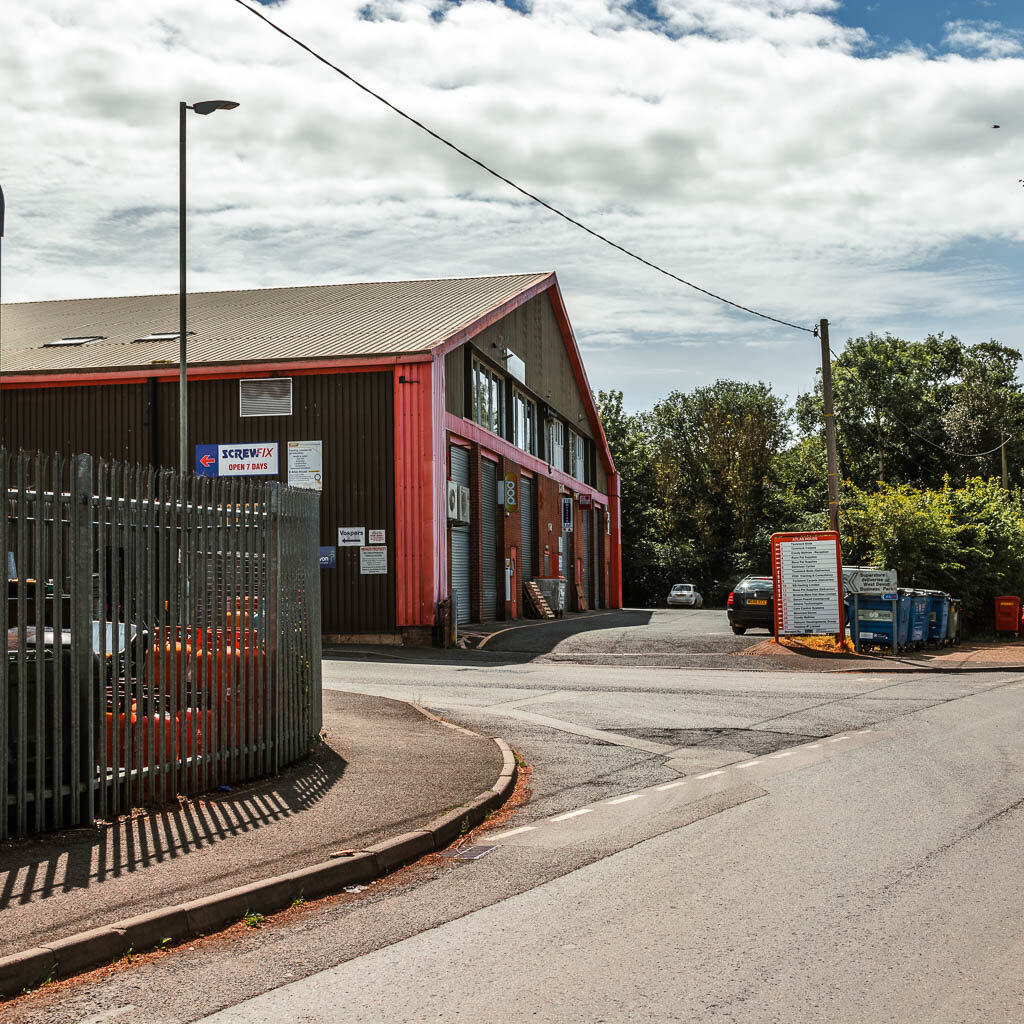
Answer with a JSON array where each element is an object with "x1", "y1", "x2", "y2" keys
[{"x1": 0, "y1": 690, "x2": 513, "y2": 997}]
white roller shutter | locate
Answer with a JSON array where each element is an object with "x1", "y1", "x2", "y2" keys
[
  {"x1": 520, "y1": 477, "x2": 534, "y2": 582},
  {"x1": 481, "y1": 460, "x2": 498, "y2": 620}
]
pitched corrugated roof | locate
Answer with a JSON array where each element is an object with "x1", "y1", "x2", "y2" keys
[{"x1": 0, "y1": 273, "x2": 553, "y2": 374}]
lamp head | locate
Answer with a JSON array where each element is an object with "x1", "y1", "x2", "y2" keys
[{"x1": 190, "y1": 100, "x2": 240, "y2": 116}]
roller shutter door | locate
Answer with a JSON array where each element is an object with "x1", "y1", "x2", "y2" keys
[
  {"x1": 481, "y1": 460, "x2": 498, "y2": 620},
  {"x1": 520, "y1": 477, "x2": 534, "y2": 582},
  {"x1": 450, "y1": 447, "x2": 471, "y2": 625},
  {"x1": 583, "y1": 508, "x2": 593, "y2": 608}
]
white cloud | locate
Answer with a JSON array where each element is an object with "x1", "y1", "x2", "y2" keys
[
  {"x1": 944, "y1": 19, "x2": 1023, "y2": 59},
  {"x1": 2, "y1": 0, "x2": 1024, "y2": 410}
]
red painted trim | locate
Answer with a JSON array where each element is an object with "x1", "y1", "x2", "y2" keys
[
  {"x1": 0, "y1": 352, "x2": 432, "y2": 389},
  {"x1": 446, "y1": 413, "x2": 609, "y2": 503},
  {"x1": 432, "y1": 274, "x2": 557, "y2": 358}
]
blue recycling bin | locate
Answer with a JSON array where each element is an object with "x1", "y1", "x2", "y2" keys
[
  {"x1": 922, "y1": 590, "x2": 950, "y2": 646},
  {"x1": 902, "y1": 589, "x2": 930, "y2": 649},
  {"x1": 850, "y1": 594, "x2": 904, "y2": 651}
]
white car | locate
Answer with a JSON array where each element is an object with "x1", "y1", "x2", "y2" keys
[{"x1": 667, "y1": 583, "x2": 703, "y2": 608}]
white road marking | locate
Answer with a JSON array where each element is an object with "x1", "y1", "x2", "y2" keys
[
  {"x1": 854, "y1": 729, "x2": 872, "y2": 734},
  {"x1": 806, "y1": 743, "x2": 821, "y2": 749},
  {"x1": 696, "y1": 770, "x2": 725, "y2": 779},
  {"x1": 551, "y1": 808, "x2": 593, "y2": 822},
  {"x1": 769, "y1": 751, "x2": 793, "y2": 759},
  {"x1": 656, "y1": 779, "x2": 688, "y2": 791},
  {"x1": 607, "y1": 793, "x2": 644, "y2": 805},
  {"x1": 735, "y1": 760, "x2": 762, "y2": 769},
  {"x1": 828, "y1": 735, "x2": 850, "y2": 743},
  {"x1": 488, "y1": 825, "x2": 536, "y2": 841}
]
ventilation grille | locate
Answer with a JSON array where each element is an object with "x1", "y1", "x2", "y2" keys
[{"x1": 240, "y1": 377, "x2": 293, "y2": 418}]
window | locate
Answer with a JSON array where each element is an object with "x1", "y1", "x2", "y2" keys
[
  {"x1": 471, "y1": 358, "x2": 504, "y2": 437},
  {"x1": 239, "y1": 377, "x2": 293, "y2": 417},
  {"x1": 133, "y1": 331, "x2": 193, "y2": 342},
  {"x1": 569, "y1": 430, "x2": 586, "y2": 481},
  {"x1": 513, "y1": 391, "x2": 537, "y2": 455},
  {"x1": 547, "y1": 419, "x2": 564, "y2": 470},
  {"x1": 44, "y1": 336, "x2": 105, "y2": 347}
]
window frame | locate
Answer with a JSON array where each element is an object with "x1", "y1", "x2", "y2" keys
[
  {"x1": 512, "y1": 389, "x2": 538, "y2": 456},
  {"x1": 471, "y1": 357, "x2": 505, "y2": 438}
]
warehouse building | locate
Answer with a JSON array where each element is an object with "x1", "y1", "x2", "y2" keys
[{"x1": 1, "y1": 272, "x2": 622, "y2": 643}]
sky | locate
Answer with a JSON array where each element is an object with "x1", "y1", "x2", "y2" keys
[{"x1": 2, "y1": 0, "x2": 1024, "y2": 411}]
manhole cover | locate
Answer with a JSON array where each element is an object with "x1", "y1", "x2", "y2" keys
[{"x1": 438, "y1": 844, "x2": 497, "y2": 861}]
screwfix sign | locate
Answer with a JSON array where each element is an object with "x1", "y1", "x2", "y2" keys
[{"x1": 196, "y1": 442, "x2": 279, "y2": 477}]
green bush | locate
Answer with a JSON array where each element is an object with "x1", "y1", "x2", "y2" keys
[{"x1": 841, "y1": 478, "x2": 1024, "y2": 634}]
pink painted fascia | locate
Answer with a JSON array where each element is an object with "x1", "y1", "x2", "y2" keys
[
  {"x1": 446, "y1": 413, "x2": 611, "y2": 504},
  {"x1": 431, "y1": 274, "x2": 557, "y2": 358}
]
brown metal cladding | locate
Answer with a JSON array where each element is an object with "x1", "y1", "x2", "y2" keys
[{"x1": 2, "y1": 372, "x2": 395, "y2": 635}]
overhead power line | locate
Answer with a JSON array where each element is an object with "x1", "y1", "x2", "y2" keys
[{"x1": 230, "y1": 0, "x2": 815, "y2": 335}]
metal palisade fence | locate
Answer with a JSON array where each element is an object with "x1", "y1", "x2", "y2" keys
[{"x1": 2, "y1": 450, "x2": 322, "y2": 841}]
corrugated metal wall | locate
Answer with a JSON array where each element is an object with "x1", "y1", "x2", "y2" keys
[{"x1": 2, "y1": 371, "x2": 396, "y2": 635}]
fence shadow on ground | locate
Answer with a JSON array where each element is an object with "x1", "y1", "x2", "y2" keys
[{"x1": 0, "y1": 742, "x2": 345, "y2": 910}]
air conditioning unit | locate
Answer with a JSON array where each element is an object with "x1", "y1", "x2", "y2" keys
[
  {"x1": 446, "y1": 481, "x2": 459, "y2": 520},
  {"x1": 458, "y1": 485, "x2": 471, "y2": 524}
]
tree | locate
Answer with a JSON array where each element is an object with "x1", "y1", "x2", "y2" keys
[{"x1": 795, "y1": 333, "x2": 1024, "y2": 491}]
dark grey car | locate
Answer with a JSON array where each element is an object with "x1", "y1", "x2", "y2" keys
[{"x1": 727, "y1": 576, "x2": 774, "y2": 634}]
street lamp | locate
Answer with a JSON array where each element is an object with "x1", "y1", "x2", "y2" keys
[{"x1": 179, "y1": 100, "x2": 239, "y2": 475}]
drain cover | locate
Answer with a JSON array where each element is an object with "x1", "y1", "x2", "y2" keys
[{"x1": 438, "y1": 844, "x2": 497, "y2": 861}]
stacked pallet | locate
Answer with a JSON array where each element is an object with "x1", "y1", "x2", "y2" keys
[{"x1": 524, "y1": 580, "x2": 556, "y2": 619}]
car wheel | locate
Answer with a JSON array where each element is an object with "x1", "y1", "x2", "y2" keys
[{"x1": 731, "y1": 625, "x2": 746, "y2": 635}]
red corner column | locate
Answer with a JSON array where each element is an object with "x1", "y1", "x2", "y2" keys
[{"x1": 393, "y1": 360, "x2": 436, "y2": 636}]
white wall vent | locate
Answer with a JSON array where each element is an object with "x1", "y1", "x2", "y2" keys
[{"x1": 239, "y1": 377, "x2": 293, "y2": 418}]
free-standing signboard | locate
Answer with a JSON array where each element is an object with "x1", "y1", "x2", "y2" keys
[{"x1": 771, "y1": 530, "x2": 845, "y2": 640}]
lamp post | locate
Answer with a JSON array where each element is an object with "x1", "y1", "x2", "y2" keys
[{"x1": 179, "y1": 100, "x2": 239, "y2": 475}]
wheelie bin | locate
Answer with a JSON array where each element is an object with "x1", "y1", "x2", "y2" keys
[
  {"x1": 944, "y1": 598, "x2": 962, "y2": 646},
  {"x1": 849, "y1": 594, "x2": 903, "y2": 652},
  {"x1": 994, "y1": 595, "x2": 1021, "y2": 637},
  {"x1": 903, "y1": 590, "x2": 930, "y2": 649},
  {"x1": 922, "y1": 590, "x2": 950, "y2": 646}
]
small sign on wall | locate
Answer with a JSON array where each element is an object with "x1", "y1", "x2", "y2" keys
[
  {"x1": 360, "y1": 546, "x2": 388, "y2": 574},
  {"x1": 339, "y1": 527, "x2": 365, "y2": 547},
  {"x1": 561, "y1": 495, "x2": 573, "y2": 532},
  {"x1": 288, "y1": 440, "x2": 323, "y2": 490},
  {"x1": 319, "y1": 546, "x2": 337, "y2": 569},
  {"x1": 369, "y1": 529, "x2": 386, "y2": 545}
]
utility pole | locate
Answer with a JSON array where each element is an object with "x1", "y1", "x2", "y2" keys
[{"x1": 820, "y1": 319, "x2": 841, "y2": 535}]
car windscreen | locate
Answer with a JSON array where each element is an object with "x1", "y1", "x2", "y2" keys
[{"x1": 735, "y1": 579, "x2": 772, "y2": 592}]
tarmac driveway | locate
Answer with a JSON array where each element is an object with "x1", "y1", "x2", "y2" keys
[{"x1": 477, "y1": 607, "x2": 767, "y2": 665}]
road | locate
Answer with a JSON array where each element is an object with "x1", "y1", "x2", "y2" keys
[{"x1": 8, "y1": 610, "x2": 1024, "y2": 1023}]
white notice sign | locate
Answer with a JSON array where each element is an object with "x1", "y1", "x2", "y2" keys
[
  {"x1": 287, "y1": 440, "x2": 323, "y2": 491},
  {"x1": 368, "y1": 529, "x2": 386, "y2": 545},
  {"x1": 338, "y1": 527, "x2": 365, "y2": 547},
  {"x1": 360, "y1": 546, "x2": 388, "y2": 574},
  {"x1": 773, "y1": 532, "x2": 842, "y2": 636},
  {"x1": 843, "y1": 566, "x2": 897, "y2": 596}
]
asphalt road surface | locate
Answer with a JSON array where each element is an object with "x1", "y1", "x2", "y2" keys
[{"x1": 7, "y1": 612, "x2": 1024, "y2": 1023}]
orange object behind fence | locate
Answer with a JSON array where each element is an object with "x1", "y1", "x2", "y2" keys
[{"x1": 103, "y1": 708, "x2": 212, "y2": 771}]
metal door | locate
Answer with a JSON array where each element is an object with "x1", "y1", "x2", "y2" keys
[
  {"x1": 450, "y1": 446, "x2": 471, "y2": 625},
  {"x1": 520, "y1": 476, "x2": 534, "y2": 582},
  {"x1": 481, "y1": 459, "x2": 498, "y2": 620}
]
